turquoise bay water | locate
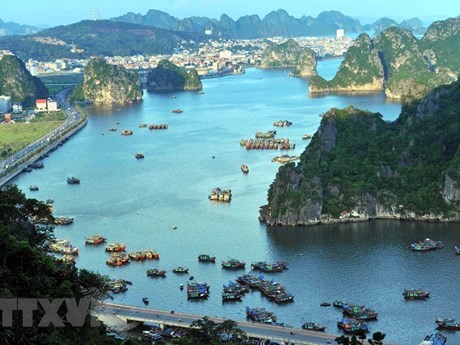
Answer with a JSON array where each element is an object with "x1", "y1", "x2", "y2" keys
[{"x1": 11, "y1": 61, "x2": 460, "y2": 345}]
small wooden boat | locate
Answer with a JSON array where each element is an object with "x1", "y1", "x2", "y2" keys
[
  {"x1": 198, "y1": 254, "x2": 216, "y2": 262},
  {"x1": 120, "y1": 129, "x2": 133, "y2": 136},
  {"x1": 172, "y1": 109, "x2": 183, "y2": 114},
  {"x1": 146, "y1": 268, "x2": 166, "y2": 277},
  {"x1": 302, "y1": 134, "x2": 312, "y2": 140},
  {"x1": 241, "y1": 164, "x2": 249, "y2": 174},
  {"x1": 135, "y1": 153, "x2": 144, "y2": 159},
  {"x1": 142, "y1": 297, "x2": 149, "y2": 304},
  {"x1": 29, "y1": 185, "x2": 39, "y2": 191},
  {"x1": 320, "y1": 302, "x2": 331, "y2": 307},
  {"x1": 302, "y1": 322, "x2": 326, "y2": 331},
  {"x1": 172, "y1": 266, "x2": 189, "y2": 274},
  {"x1": 108, "y1": 127, "x2": 117, "y2": 131},
  {"x1": 436, "y1": 318, "x2": 460, "y2": 330},
  {"x1": 67, "y1": 177, "x2": 80, "y2": 184}
]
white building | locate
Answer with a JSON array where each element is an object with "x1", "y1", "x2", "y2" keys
[
  {"x1": 12, "y1": 103, "x2": 23, "y2": 113},
  {"x1": 336, "y1": 29, "x2": 345, "y2": 39},
  {"x1": 219, "y1": 50, "x2": 232, "y2": 59},
  {"x1": 0, "y1": 95, "x2": 12, "y2": 113},
  {"x1": 47, "y1": 98, "x2": 58, "y2": 111}
]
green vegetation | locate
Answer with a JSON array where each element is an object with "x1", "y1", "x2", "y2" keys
[
  {"x1": 0, "y1": 55, "x2": 48, "y2": 107},
  {"x1": 38, "y1": 73, "x2": 84, "y2": 96},
  {"x1": 174, "y1": 317, "x2": 248, "y2": 345},
  {"x1": 310, "y1": 18, "x2": 460, "y2": 100},
  {"x1": 0, "y1": 20, "x2": 202, "y2": 61},
  {"x1": 0, "y1": 185, "x2": 143, "y2": 344},
  {"x1": 146, "y1": 59, "x2": 202, "y2": 92},
  {"x1": 78, "y1": 58, "x2": 142, "y2": 104},
  {"x1": 0, "y1": 112, "x2": 66, "y2": 159},
  {"x1": 265, "y1": 79, "x2": 460, "y2": 222}
]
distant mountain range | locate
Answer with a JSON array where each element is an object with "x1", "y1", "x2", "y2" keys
[
  {"x1": 111, "y1": 9, "x2": 429, "y2": 38},
  {"x1": 0, "y1": 18, "x2": 40, "y2": 36},
  {"x1": 0, "y1": 20, "x2": 203, "y2": 61}
]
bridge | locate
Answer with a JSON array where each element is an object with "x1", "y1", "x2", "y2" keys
[{"x1": 96, "y1": 302, "x2": 337, "y2": 345}]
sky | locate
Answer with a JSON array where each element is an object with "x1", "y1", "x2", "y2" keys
[{"x1": 1, "y1": 0, "x2": 459, "y2": 28}]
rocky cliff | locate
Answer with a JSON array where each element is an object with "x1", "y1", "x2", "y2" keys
[
  {"x1": 146, "y1": 60, "x2": 202, "y2": 92},
  {"x1": 309, "y1": 18, "x2": 460, "y2": 100},
  {"x1": 260, "y1": 79, "x2": 460, "y2": 226},
  {"x1": 76, "y1": 58, "x2": 142, "y2": 105},
  {"x1": 0, "y1": 54, "x2": 48, "y2": 106},
  {"x1": 259, "y1": 39, "x2": 317, "y2": 77}
]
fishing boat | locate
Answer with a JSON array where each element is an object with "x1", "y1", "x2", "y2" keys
[
  {"x1": 67, "y1": 177, "x2": 80, "y2": 184},
  {"x1": 420, "y1": 331, "x2": 447, "y2": 345},
  {"x1": 172, "y1": 266, "x2": 189, "y2": 274},
  {"x1": 435, "y1": 318, "x2": 460, "y2": 330},
  {"x1": 85, "y1": 235, "x2": 106, "y2": 245},
  {"x1": 251, "y1": 261, "x2": 288, "y2": 272},
  {"x1": 106, "y1": 254, "x2": 130, "y2": 266},
  {"x1": 106, "y1": 279, "x2": 128, "y2": 293},
  {"x1": 343, "y1": 305, "x2": 378, "y2": 320},
  {"x1": 172, "y1": 109, "x2": 183, "y2": 114},
  {"x1": 29, "y1": 185, "x2": 39, "y2": 191},
  {"x1": 139, "y1": 123, "x2": 147, "y2": 128},
  {"x1": 120, "y1": 129, "x2": 133, "y2": 136},
  {"x1": 302, "y1": 134, "x2": 312, "y2": 140},
  {"x1": 128, "y1": 251, "x2": 147, "y2": 261},
  {"x1": 108, "y1": 127, "x2": 117, "y2": 131},
  {"x1": 146, "y1": 269, "x2": 166, "y2": 277},
  {"x1": 273, "y1": 292, "x2": 295, "y2": 304},
  {"x1": 410, "y1": 238, "x2": 443, "y2": 251},
  {"x1": 105, "y1": 243, "x2": 127, "y2": 252},
  {"x1": 302, "y1": 322, "x2": 326, "y2": 331},
  {"x1": 187, "y1": 282, "x2": 210, "y2": 299},
  {"x1": 255, "y1": 131, "x2": 276, "y2": 139},
  {"x1": 246, "y1": 307, "x2": 277, "y2": 324},
  {"x1": 49, "y1": 239, "x2": 79, "y2": 255},
  {"x1": 54, "y1": 216, "x2": 74, "y2": 225},
  {"x1": 198, "y1": 254, "x2": 216, "y2": 262},
  {"x1": 143, "y1": 249, "x2": 160, "y2": 260},
  {"x1": 222, "y1": 258, "x2": 246, "y2": 270},
  {"x1": 337, "y1": 318, "x2": 368, "y2": 334},
  {"x1": 222, "y1": 292, "x2": 242, "y2": 301},
  {"x1": 135, "y1": 153, "x2": 144, "y2": 159},
  {"x1": 241, "y1": 164, "x2": 249, "y2": 174},
  {"x1": 403, "y1": 289, "x2": 430, "y2": 300},
  {"x1": 209, "y1": 187, "x2": 232, "y2": 202}
]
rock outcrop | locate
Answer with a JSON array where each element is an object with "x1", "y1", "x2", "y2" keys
[
  {"x1": 77, "y1": 58, "x2": 142, "y2": 105},
  {"x1": 309, "y1": 18, "x2": 460, "y2": 101},
  {"x1": 259, "y1": 39, "x2": 317, "y2": 77},
  {"x1": 260, "y1": 80, "x2": 460, "y2": 226},
  {"x1": 0, "y1": 54, "x2": 48, "y2": 106},
  {"x1": 146, "y1": 60, "x2": 202, "y2": 92}
]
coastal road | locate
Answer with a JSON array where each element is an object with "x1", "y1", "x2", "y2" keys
[{"x1": 97, "y1": 302, "x2": 337, "y2": 345}]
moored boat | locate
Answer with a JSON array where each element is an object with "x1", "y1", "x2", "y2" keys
[
  {"x1": 272, "y1": 155, "x2": 299, "y2": 164},
  {"x1": 241, "y1": 164, "x2": 249, "y2": 174},
  {"x1": 172, "y1": 266, "x2": 189, "y2": 274},
  {"x1": 187, "y1": 282, "x2": 210, "y2": 299},
  {"x1": 105, "y1": 243, "x2": 127, "y2": 252},
  {"x1": 251, "y1": 261, "x2": 288, "y2": 272},
  {"x1": 106, "y1": 253, "x2": 130, "y2": 266},
  {"x1": 420, "y1": 331, "x2": 447, "y2": 345},
  {"x1": 198, "y1": 254, "x2": 216, "y2": 262},
  {"x1": 246, "y1": 307, "x2": 277, "y2": 324},
  {"x1": 222, "y1": 258, "x2": 246, "y2": 270},
  {"x1": 411, "y1": 238, "x2": 443, "y2": 251},
  {"x1": 302, "y1": 134, "x2": 312, "y2": 140},
  {"x1": 435, "y1": 318, "x2": 460, "y2": 330},
  {"x1": 148, "y1": 124, "x2": 168, "y2": 130},
  {"x1": 337, "y1": 317, "x2": 368, "y2": 334},
  {"x1": 146, "y1": 268, "x2": 166, "y2": 277},
  {"x1": 49, "y1": 239, "x2": 79, "y2": 255},
  {"x1": 85, "y1": 235, "x2": 106, "y2": 245},
  {"x1": 120, "y1": 129, "x2": 133, "y2": 136},
  {"x1": 30, "y1": 162, "x2": 44, "y2": 169},
  {"x1": 67, "y1": 177, "x2": 80, "y2": 184},
  {"x1": 106, "y1": 279, "x2": 128, "y2": 293},
  {"x1": 302, "y1": 322, "x2": 326, "y2": 331},
  {"x1": 222, "y1": 292, "x2": 242, "y2": 301},
  {"x1": 403, "y1": 288, "x2": 430, "y2": 300},
  {"x1": 273, "y1": 120, "x2": 292, "y2": 127},
  {"x1": 209, "y1": 187, "x2": 232, "y2": 202},
  {"x1": 128, "y1": 251, "x2": 147, "y2": 261},
  {"x1": 54, "y1": 216, "x2": 74, "y2": 225},
  {"x1": 343, "y1": 305, "x2": 378, "y2": 320}
]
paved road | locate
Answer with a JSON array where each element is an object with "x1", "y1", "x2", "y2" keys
[
  {"x1": 97, "y1": 302, "x2": 336, "y2": 345},
  {"x1": 0, "y1": 89, "x2": 85, "y2": 185}
]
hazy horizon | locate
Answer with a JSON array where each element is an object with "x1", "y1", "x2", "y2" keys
[{"x1": 1, "y1": 0, "x2": 459, "y2": 28}]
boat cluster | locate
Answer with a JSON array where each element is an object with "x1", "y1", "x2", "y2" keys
[
  {"x1": 236, "y1": 273, "x2": 294, "y2": 304},
  {"x1": 240, "y1": 138, "x2": 295, "y2": 150},
  {"x1": 208, "y1": 187, "x2": 232, "y2": 202}
]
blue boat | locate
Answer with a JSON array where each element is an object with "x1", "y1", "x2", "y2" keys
[{"x1": 420, "y1": 331, "x2": 447, "y2": 345}]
